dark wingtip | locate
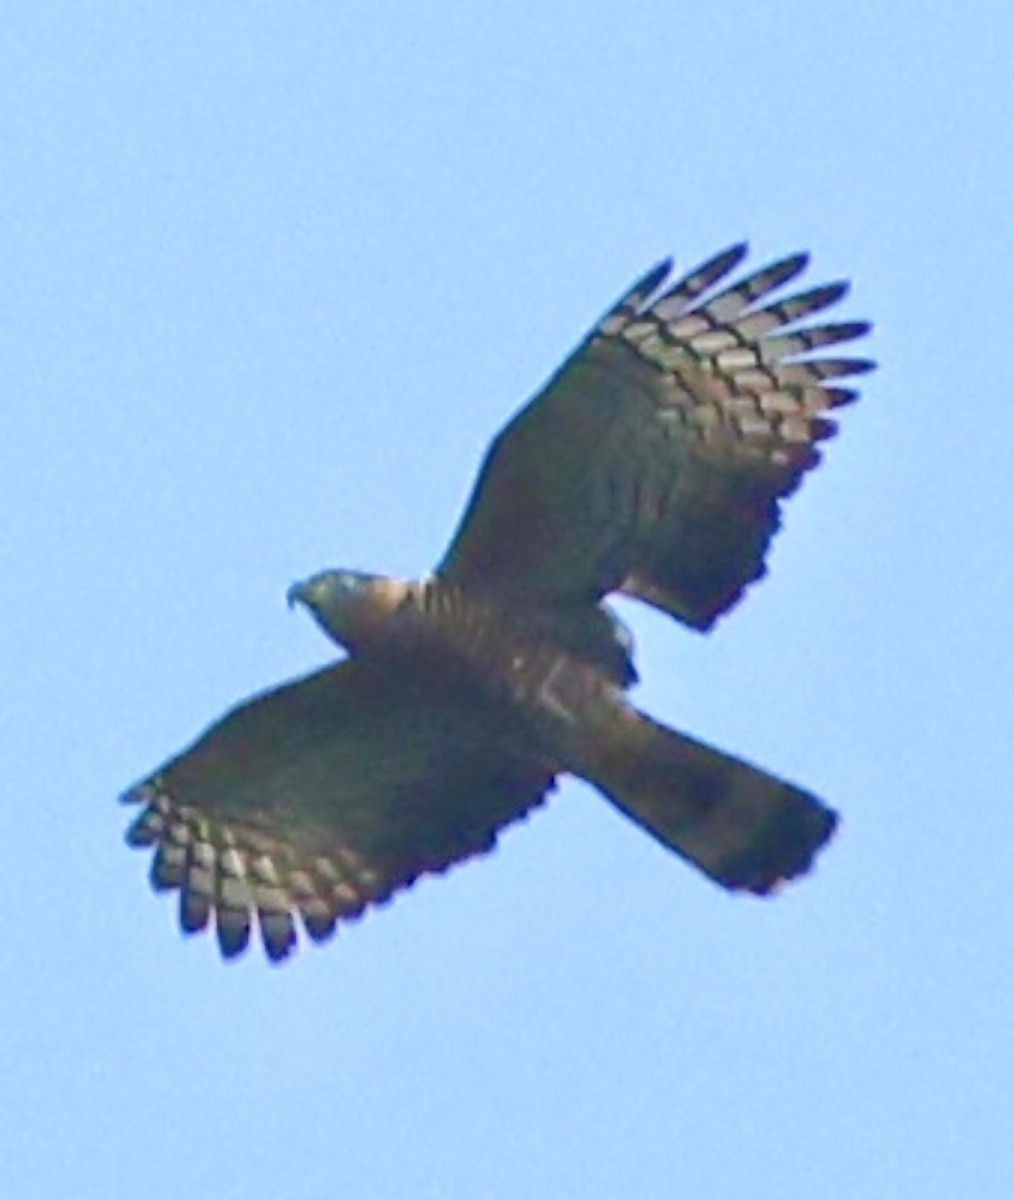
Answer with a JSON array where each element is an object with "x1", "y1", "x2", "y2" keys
[
  {"x1": 215, "y1": 913, "x2": 252, "y2": 960},
  {"x1": 761, "y1": 250, "x2": 811, "y2": 290},
  {"x1": 704, "y1": 241, "x2": 751, "y2": 280},
  {"x1": 816, "y1": 278, "x2": 849, "y2": 306},
  {"x1": 642, "y1": 257, "x2": 674, "y2": 290},
  {"x1": 260, "y1": 911, "x2": 299, "y2": 963},
  {"x1": 119, "y1": 782, "x2": 147, "y2": 806},
  {"x1": 822, "y1": 318, "x2": 871, "y2": 344}
]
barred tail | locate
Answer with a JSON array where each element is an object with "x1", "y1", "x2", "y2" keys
[{"x1": 574, "y1": 704, "x2": 838, "y2": 894}]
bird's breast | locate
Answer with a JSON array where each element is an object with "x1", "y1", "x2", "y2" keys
[{"x1": 390, "y1": 579, "x2": 620, "y2": 742}]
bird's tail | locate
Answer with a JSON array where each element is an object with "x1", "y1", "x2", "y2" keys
[{"x1": 570, "y1": 703, "x2": 838, "y2": 894}]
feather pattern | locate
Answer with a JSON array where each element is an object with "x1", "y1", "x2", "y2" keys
[
  {"x1": 121, "y1": 242, "x2": 873, "y2": 963},
  {"x1": 122, "y1": 661, "x2": 553, "y2": 962},
  {"x1": 441, "y1": 244, "x2": 873, "y2": 628}
]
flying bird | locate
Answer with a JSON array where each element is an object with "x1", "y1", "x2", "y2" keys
[{"x1": 122, "y1": 243, "x2": 874, "y2": 963}]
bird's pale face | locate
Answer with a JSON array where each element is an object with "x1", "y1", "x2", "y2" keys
[{"x1": 288, "y1": 569, "x2": 411, "y2": 654}]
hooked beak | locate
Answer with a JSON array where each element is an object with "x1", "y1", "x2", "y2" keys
[
  {"x1": 287, "y1": 572, "x2": 334, "y2": 612},
  {"x1": 286, "y1": 580, "x2": 309, "y2": 610}
]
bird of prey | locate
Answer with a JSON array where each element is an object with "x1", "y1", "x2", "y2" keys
[{"x1": 122, "y1": 243, "x2": 873, "y2": 963}]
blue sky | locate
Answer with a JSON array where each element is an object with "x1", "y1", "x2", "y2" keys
[{"x1": 3, "y1": 3, "x2": 1013, "y2": 1197}]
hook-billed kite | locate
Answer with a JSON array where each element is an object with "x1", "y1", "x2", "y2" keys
[{"x1": 122, "y1": 244, "x2": 873, "y2": 962}]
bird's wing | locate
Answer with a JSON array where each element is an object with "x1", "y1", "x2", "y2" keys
[
  {"x1": 121, "y1": 660, "x2": 554, "y2": 962},
  {"x1": 439, "y1": 245, "x2": 873, "y2": 630}
]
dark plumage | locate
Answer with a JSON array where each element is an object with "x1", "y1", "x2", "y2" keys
[{"x1": 122, "y1": 244, "x2": 873, "y2": 962}]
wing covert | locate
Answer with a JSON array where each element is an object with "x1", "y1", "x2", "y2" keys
[
  {"x1": 122, "y1": 660, "x2": 554, "y2": 962},
  {"x1": 439, "y1": 244, "x2": 873, "y2": 629}
]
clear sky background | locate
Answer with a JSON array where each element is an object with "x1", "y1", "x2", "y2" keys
[{"x1": 3, "y1": 4, "x2": 1012, "y2": 1198}]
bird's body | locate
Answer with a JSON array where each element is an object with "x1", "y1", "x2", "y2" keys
[{"x1": 123, "y1": 243, "x2": 873, "y2": 962}]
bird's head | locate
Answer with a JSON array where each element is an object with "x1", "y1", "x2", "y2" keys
[{"x1": 287, "y1": 569, "x2": 411, "y2": 654}]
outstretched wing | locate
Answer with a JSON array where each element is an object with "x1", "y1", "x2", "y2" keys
[
  {"x1": 122, "y1": 660, "x2": 554, "y2": 963},
  {"x1": 439, "y1": 245, "x2": 874, "y2": 630}
]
